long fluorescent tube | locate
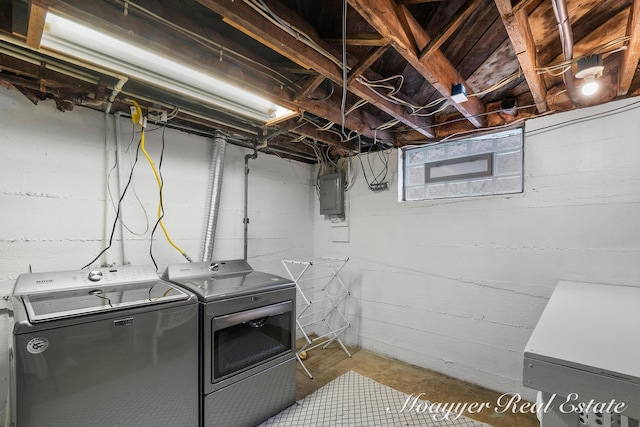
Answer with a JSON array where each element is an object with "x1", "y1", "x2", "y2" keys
[{"x1": 40, "y1": 13, "x2": 294, "y2": 122}]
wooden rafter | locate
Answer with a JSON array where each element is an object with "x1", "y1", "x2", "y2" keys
[
  {"x1": 32, "y1": 0, "x2": 396, "y2": 143},
  {"x1": 26, "y1": 2, "x2": 47, "y2": 49},
  {"x1": 286, "y1": 121, "x2": 358, "y2": 151},
  {"x1": 0, "y1": 0, "x2": 12, "y2": 33},
  {"x1": 396, "y1": 0, "x2": 443, "y2": 4},
  {"x1": 323, "y1": 33, "x2": 389, "y2": 47},
  {"x1": 494, "y1": 0, "x2": 547, "y2": 112},
  {"x1": 348, "y1": 0, "x2": 486, "y2": 128},
  {"x1": 418, "y1": 0, "x2": 483, "y2": 61},
  {"x1": 294, "y1": 74, "x2": 326, "y2": 102},
  {"x1": 619, "y1": 0, "x2": 640, "y2": 96},
  {"x1": 347, "y1": 45, "x2": 389, "y2": 85},
  {"x1": 197, "y1": 0, "x2": 435, "y2": 138}
]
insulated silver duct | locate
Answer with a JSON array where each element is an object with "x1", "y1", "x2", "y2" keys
[
  {"x1": 551, "y1": 0, "x2": 583, "y2": 107},
  {"x1": 201, "y1": 135, "x2": 227, "y2": 261}
]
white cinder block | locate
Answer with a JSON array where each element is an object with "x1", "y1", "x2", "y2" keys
[
  {"x1": 315, "y1": 97, "x2": 640, "y2": 397},
  {"x1": 0, "y1": 87, "x2": 315, "y2": 418}
]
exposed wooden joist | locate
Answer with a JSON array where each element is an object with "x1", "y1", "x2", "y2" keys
[
  {"x1": 26, "y1": 2, "x2": 47, "y2": 49},
  {"x1": 0, "y1": 0, "x2": 12, "y2": 33},
  {"x1": 197, "y1": 0, "x2": 435, "y2": 138},
  {"x1": 294, "y1": 74, "x2": 326, "y2": 102},
  {"x1": 347, "y1": 45, "x2": 389, "y2": 85},
  {"x1": 418, "y1": 0, "x2": 483, "y2": 62},
  {"x1": 619, "y1": 0, "x2": 640, "y2": 95},
  {"x1": 285, "y1": 120, "x2": 358, "y2": 151},
  {"x1": 323, "y1": 32, "x2": 389, "y2": 46},
  {"x1": 348, "y1": 0, "x2": 486, "y2": 128},
  {"x1": 31, "y1": 0, "x2": 395, "y2": 143},
  {"x1": 494, "y1": 0, "x2": 547, "y2": 112},
  {"x1": 396, "y1": 0, "x2": 442, "y2": 4}
]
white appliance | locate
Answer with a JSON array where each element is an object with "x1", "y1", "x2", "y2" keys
[{"x1": 524, "y1": 280, "x2": 640, "y2": 426}]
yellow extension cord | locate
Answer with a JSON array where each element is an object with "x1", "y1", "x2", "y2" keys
[{"x1": 131, "y1": 100, "x2": 192, "y2": 262}]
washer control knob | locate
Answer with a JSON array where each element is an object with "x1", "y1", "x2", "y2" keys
[{"x1": 88, "y1": 270, "x2": 104, "y2": 282}]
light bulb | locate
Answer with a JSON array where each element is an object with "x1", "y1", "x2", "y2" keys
[{"x1": 581, "y1": 75, "x2": 599, "y2": 96}]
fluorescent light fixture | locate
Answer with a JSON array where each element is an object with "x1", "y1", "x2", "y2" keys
[{"x1": 41, "y1": 13, "x2": 294, "y2": 122}]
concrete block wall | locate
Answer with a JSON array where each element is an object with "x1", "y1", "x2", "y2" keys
[
  {"x1": 314, "y1": 97, "x2": 640, "y2": 399},
  {"x1": 0, "y1": 87, "x2": 315, "y2": 418}
]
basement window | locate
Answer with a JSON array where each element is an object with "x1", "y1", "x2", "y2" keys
[{"x1": 401, "y1": 129, "x2": 523, "y2": 201}]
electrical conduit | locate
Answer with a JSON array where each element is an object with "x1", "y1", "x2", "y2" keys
[{"x1": 551, "y1": 0, "x2": 583, "y2": 107}]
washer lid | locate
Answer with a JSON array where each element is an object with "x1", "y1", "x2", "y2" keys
[
  {"x1": 14, "y1": 265, "x2": 191, "y2": 323},
  {"x1": 163, "y1": 260, "x2": 292, "y2": 301},
  {"x1": 21, "y1": 280, "x2": 189, "y2": 323}
]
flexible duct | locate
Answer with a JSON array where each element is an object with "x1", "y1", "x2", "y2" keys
[
  {"x1": 551, "y1": 0, "x2": 583, "y2": 107},
  {"x1": 200, "y1": 135, "x2": 227, "y2": 261}
]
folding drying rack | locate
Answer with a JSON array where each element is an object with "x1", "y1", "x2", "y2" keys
[{"x1": 281, "y1": 257, "x2": 351, "y2": 378}]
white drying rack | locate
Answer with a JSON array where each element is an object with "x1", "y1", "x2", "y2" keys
[{"x1": 281, "y1": 257, "x2": 351, "y2": 378}]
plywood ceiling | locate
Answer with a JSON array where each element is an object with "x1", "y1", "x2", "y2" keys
[{"x1": 0, "y1": 0, "x2": 638, "y2": 162}]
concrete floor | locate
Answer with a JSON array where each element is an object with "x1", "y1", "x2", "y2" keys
[{"x1": 295, "y1": 340, "x2": 539, "y2": 427}]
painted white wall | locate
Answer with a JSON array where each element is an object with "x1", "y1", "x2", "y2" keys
[
  {"x1": 2, "y1": 82, "x2": 640, "y2": 415},
  {"x1": 314, "y1": 97, "x2": 640, "y2": 399},
  {"x1": 0, "y1": 86, "x2": 315, "y2": 418}
]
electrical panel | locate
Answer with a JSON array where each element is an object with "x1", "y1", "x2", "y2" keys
[{"x1": 319, "y1": 173, "x2": 344, "y2": 215}]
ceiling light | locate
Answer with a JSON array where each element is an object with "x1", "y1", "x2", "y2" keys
[
  {"x1": 40, "y1": 13, "x2": 294, "y2": 122},
  {"x1": 580, "y1": 76, "x2": 599, "y2": 96},
  {"x1": 575, "y1": 54, "x2": 604, "y2": 97}
]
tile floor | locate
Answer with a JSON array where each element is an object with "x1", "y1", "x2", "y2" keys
[{"x1": 294, "y1": 340, "x2": 539, "y2": 427}]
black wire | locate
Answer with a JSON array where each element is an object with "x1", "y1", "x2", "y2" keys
[
  {"x1": 308, "y1": 79, "x2": 335, "y2": 101},
  {"x1": 357, "y1": 141, "x2": 390, "y2": 191},
  {"x1": 148, "y1": 124, "x2": 168, "y2": 271},
  {"x1": 82, "y1": 137, "x2": 142, "y2": 269}
]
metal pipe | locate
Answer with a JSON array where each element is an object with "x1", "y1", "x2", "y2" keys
[
  {"x1": 105, "y1": 76, "x2": 129, "y2": 114},
  {"x1": 114, "y1": 113, "x2": 129, "y2": 265},
  {"x1": 243, "y1": 147, "x2": 258, "y2": 261},
  {"x1": 200, "y1": 135, "x2": 227, "y2": 261},
  {"x1": 551, "y1": 0, "x2": 583, "y2": 107}
]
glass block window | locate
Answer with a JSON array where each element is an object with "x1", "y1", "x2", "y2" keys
[{"x1": 401, "y1": 129, "x2": 523, "y2": 201}]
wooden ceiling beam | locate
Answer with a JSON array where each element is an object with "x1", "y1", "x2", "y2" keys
[
  {"x1": 347, "y1": 45, "x2": 389, "y2": 85},
  {"x1": 348, "y1": 0, "x2": 486, "y2": 128},
  {"x1": 418, "y1": 0, "x2": 483, "y2": 62},
  {"x1": 323, "y1": 33, "x2": 389, "y2": 47},
  {"x1": 494, "y1": 0, "x2": 547, "y2": 112},
  {"x1": 0, "y1": 0, "x2": 12, "y2": 33},
  {"x1": 30, "y1": 0, "x2": 394, "y2": 143},
  {"x1": 294, "y1": 74, "x2": 326, "y2": 102},
  {"x1": 619, "y1": 0, "x2": 640, "y2": 96},
  {"x1": 396, "y1": 0, "x2": 443, "y2": 4},
  {"x1": 26, "y1": 1, "x2": 47, "y2": 49},
  {"x1": 286, "y1": 121, "x2": 358, "y2": 151},
  {"x1": 197, "y1": 0, "x2": 435, "y2": 138}
]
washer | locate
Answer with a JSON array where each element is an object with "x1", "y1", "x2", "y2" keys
[
  {"x1": 163, "y1": 259, "x2": 297, "y2": 427},
  {"x1": 10, "y1": 265, "x2": 200, "y2": 427}
]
